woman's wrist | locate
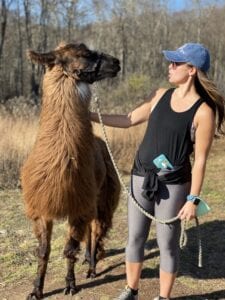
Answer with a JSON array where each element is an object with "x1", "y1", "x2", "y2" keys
[{"x1": 186, "y1": 194, "x2": 201, "y2": 205}]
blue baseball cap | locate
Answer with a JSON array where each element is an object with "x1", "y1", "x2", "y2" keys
[{"x1": 162, "y1": 43, "x2": 210, "y2": 72}]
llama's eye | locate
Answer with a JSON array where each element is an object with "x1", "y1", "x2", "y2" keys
[
  {"x1": 82, "y1": 55, "x2": 91, "y2": 59},
  {"x1": 82, "y1": 52, "x2": 98, "y2": 61}
]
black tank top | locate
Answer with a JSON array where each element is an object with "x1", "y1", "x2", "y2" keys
[{"x1": 133, "y1": 88, "x2": 204, "y2": 176}]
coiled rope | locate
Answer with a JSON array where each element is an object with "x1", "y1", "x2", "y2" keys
[{"x1": 92, "y1": 85, "x2": 202, "y2": 267}]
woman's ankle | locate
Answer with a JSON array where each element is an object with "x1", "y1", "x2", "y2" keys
[{"x1": 126, "y1": 285, "x2": 138, "y2": 295}]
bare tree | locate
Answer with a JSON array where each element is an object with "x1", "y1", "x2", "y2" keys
[
  {"x1": 23, "y1": 0, "x2": 39, "y2": 99},
  {"x1": 1, "y1": 0, "x2": 225, "y2": 103},
  {"x1": 0, "y1": 0, "x2": 12, "y2": 99},
  {"x1": 15, "y1": 0, "x2": 24, "y2": 95}
]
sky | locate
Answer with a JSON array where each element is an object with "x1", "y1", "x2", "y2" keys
[
  {"x1": 168, "y1": 0, "x2": 225, "y2": 11},
  {"x1": 12, "y1": 0, "x2": 225, "y2": 20},
  {"x1": 169, "y1": 0, "x2": 187, "y2": 11}
]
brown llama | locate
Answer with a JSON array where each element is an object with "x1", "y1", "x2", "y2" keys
[{"x1": 21, "y1": 42, "x2": 121, "y2": 300}]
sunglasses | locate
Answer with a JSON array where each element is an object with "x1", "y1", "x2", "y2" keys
[
  {"x1": 170, "y1": 61, "x2": 193, "y2": 69},
  {"x1": 170, "y1": 61, "x2": 187, "y2": 68}
]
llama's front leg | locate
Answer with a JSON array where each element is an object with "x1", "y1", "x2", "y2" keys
[
  {"x1": 63, "y1": 223, "x2": 83, "y2": 296},
  {"x1": 27, "y1": 218, "x2": 53, "y2": 300}
]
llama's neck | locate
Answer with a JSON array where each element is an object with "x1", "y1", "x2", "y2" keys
[
  {"x1": 76, "y1": 81, "x2": 92, "y2": 104},
  {"x1": 38, "y1": 68, "x2": 94, "y2": 158},
  {"x1": 42, "y1": 68, "x2": 91, "y2": 113}
]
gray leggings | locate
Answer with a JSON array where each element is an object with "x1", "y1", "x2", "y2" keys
[{"x1": 126, "y1": 174, "x2": 190, "y2": 273}]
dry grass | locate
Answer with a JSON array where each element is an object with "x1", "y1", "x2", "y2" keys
[
  {"x1": 0, "y1": 117, "x2": 38, "y2": 188},
  {"x1": 0, "y1": 117, "x2": 37, "y2": 157}
]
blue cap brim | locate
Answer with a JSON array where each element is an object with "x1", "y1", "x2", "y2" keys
[{"x1": 162, "y1": 50, "x2": 188, "y2": 63}]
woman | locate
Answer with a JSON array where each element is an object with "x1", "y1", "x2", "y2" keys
[{"x1": 91, "y1": 43, "x2": 225, "y2": 300}]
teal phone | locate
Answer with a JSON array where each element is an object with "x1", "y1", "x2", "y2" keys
[
  {"x1": 196, "y1": 199, "x2": 211, "y2": 216},
  {"x1": 153, "y1": 154, "x2": 173, "y2": 170}
]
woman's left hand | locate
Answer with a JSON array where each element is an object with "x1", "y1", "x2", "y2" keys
[{"x1": 177, "y1": 201, "x2": 197, "y2": 221}]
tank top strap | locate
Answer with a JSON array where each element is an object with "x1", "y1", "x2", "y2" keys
[
  {"x1": 161, "y1": 88, "x2": 175, "y2": 104},
  {"x1": 187, "y1": 98, "x2": 204, "y2": 124},
  {"x1": 190, "y1": 98, "x2": 204, "y2": 111},
  {"x1": 151, "y1": 88, "x2": 175, "y2": 115},
  {"x1": 164, "y1": 88, "x2": 176, "y2": 97}
]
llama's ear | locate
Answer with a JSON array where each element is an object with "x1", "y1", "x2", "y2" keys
[
  {"x1": 55, "y1": 41, "x2": 67, "y2": 50},
  {"x1": 27, "y1": 49, "x2": 56, "y2": 66}
]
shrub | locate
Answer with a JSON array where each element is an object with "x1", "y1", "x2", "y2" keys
[{"x1": 0, "y1": 96, "x2": 40, "y2": 119}]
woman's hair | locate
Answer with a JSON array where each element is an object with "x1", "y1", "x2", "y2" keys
[{"x1": 195, "y1": 70, "x2": 225, "y2": 136}]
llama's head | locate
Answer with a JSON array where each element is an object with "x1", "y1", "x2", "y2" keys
[{"x1": 27, "y1": 42, "x2": 120, "y2": 84}]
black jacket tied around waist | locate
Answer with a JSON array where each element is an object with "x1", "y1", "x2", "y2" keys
[{"x1": 132, "y1": 154, "x2": 192, "y2": 201}]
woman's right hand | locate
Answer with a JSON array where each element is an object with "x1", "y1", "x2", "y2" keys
[{"x1": 177, "y1": 201, "x2": 197, "y2": 221}]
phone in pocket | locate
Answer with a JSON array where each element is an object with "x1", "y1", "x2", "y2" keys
[{"x1": 153, "y1": 154, "x2": 174, "y2": 170}]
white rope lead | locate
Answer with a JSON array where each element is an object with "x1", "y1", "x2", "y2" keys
[{"x1": 92, "y1": 87, "x2": 202, "y2": 266}]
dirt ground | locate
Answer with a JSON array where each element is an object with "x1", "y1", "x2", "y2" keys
[
  {"x1": 1, "y1": 184, "x2": 225, "y2": 300},
  {"x1": 1, "y1": 138, "x2": 225, "y2": 300}
]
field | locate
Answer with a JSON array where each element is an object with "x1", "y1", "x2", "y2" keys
[{"x1": 0, "y1": 119, "x2": 225, "y2": 300}]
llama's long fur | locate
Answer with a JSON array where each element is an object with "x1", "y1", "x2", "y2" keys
[{"x1": 21, "y1": 43, "x2": 120, "y2": 298}]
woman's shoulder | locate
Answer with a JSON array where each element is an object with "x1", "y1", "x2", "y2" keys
[
  {"x1": 196, "y1": 101, "x2": 215, "y2": 118},
  {"x1": 194, "y1": 101, "x2": 215, "y2": 128}
]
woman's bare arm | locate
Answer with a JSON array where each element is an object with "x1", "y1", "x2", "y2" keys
[
  {"x1": 178, "y1": 103, "x2": 215, "y2": 220},
  {"x1": 189, "y1": 104, "x2": 215, "y2": 195},
  {"x1": 90, "y1": 88, "x2": 167, "y2": 128}
]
